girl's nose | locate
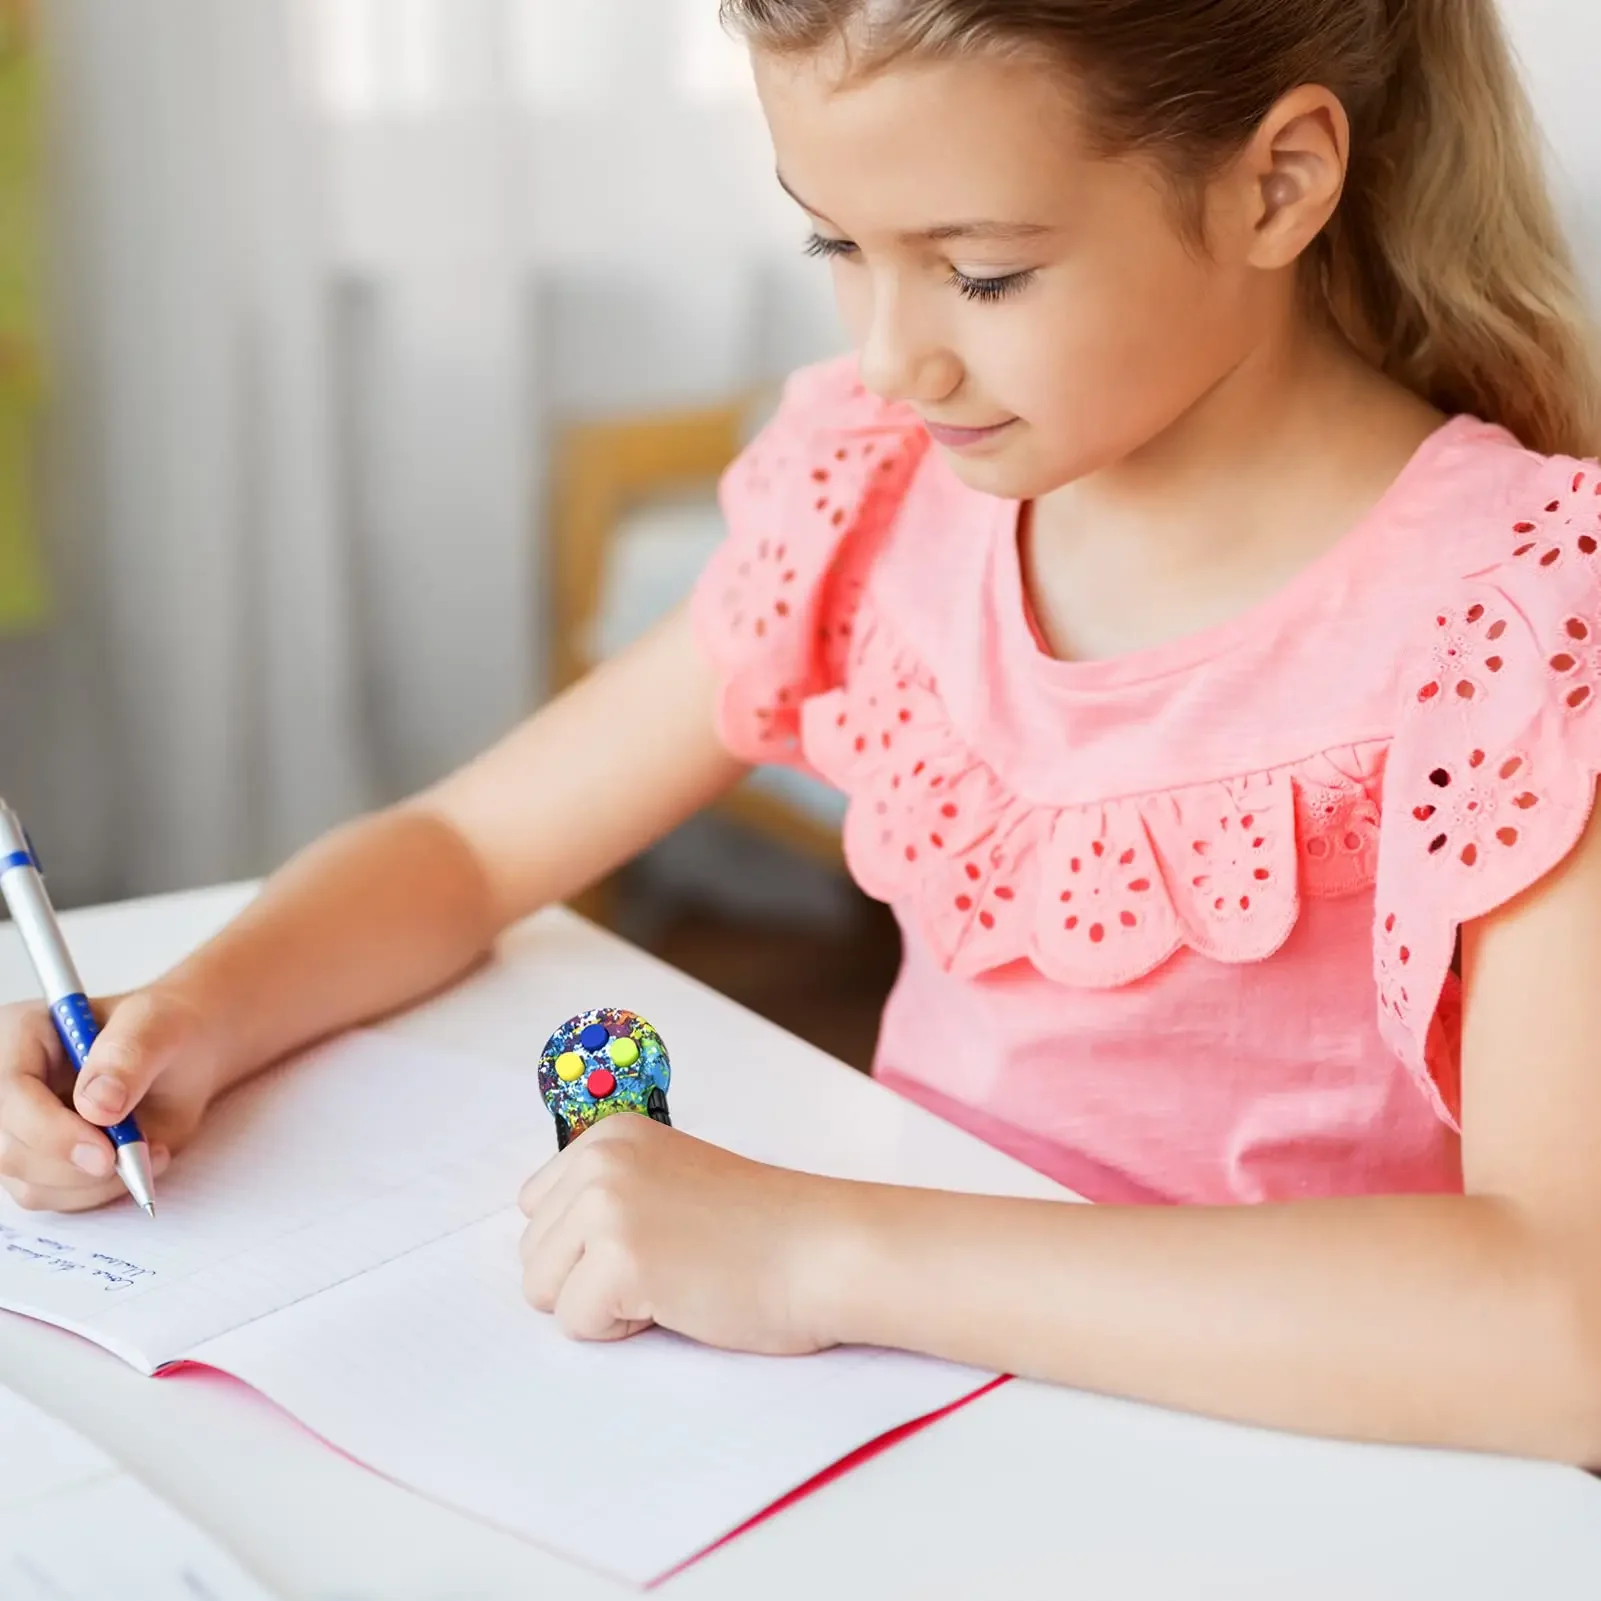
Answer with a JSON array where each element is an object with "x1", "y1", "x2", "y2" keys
[{"x1": 856, "y1": 290, "x2": 961, "y2": 409}]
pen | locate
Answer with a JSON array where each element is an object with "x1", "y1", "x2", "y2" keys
[{"x1": 0, "y1": 798, "x2": 156, "y2": 1216}]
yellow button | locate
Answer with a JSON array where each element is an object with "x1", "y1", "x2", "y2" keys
[
  {"x1": 555, "y1": 1051, "x2": 586, "y2": 1084},
  {"x1": 606, "y1": 1036, "x2": 640, "y2": 1070}
]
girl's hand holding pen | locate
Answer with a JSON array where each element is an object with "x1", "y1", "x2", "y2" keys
[{"x1": 0, "y1": 989, "x2": 219, "y2": 1212}]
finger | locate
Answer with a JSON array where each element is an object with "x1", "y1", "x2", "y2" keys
[
  {"x1": 0, "y1": 1004, "x2": 69, "y2": 1092},
  {"x1": 0, "y1": 1136, "x2": 171, "y2": 1192},
  {"x1": 1, "y1": 1171, "x2": 127, "y2": 1213},
  {"x1": 1, "y1": 1146, "x2": 171, "y2": 1214},
  {"x1": 518, "y1": 1148, "x2": 571, "y2": 1218},
  {"x1": 551, "y1": 1243, "x2": 651, "y2": 1343},
  {"x1": 519, "y1": 1114, "x2": 655, "y2": 1218},
  {"x1": 0, "y1": 1074, "x2": 116, "y2": 1178},
  {"x1": 73, "y1": 993, "x2": 185, "y2": 1127},
  {"x1": 520, "y1": 1192, "x2": 590, "y2": 1314},
  {"x1": 0, "y1": 1131, "x2": 114, "y2": 1191}
]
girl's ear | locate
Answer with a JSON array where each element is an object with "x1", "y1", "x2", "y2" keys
[{"x1": 1211, "y1": 84, "x2": 1351, "y2": 272}]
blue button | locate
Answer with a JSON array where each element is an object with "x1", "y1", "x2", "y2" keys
[{"x1": 578, "y1": 1022, "x2": 610, "y2": 1052}]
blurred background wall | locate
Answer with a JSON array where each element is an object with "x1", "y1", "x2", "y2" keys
[
  {"x1": 4, "y1": 0, "x2": 849, "y2": 905},
  {"x1": 0, "y1": 0, "x2": 1597, "y2": 1058}
]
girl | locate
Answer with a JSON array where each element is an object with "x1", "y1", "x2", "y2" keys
[{"x1": 7, "y1": 0, "x2": 1601, "y2": 1464}]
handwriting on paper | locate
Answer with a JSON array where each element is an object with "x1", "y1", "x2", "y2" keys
[{"x1": 0, "y1": 1222, "x2": 156, "y2": 1291}]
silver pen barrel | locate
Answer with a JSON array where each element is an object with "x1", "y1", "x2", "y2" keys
[
  {"x1": 0, "y1": 802, "x2": 88, "y2": 1003},
  {"x1": 0, "y1": 798, "x2": 156, "y2": 1216}
]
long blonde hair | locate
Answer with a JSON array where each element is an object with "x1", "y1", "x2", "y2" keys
[{"x1": 723, "y1": 0, "x2": 1601, "y2": 458}]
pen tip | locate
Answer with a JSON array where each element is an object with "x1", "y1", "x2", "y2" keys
[{"x1": 115, "y1": 1143, "x2": 157, "y2": 1217}]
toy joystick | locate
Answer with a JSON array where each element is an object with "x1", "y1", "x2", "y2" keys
[{"x1": 538, "y1": 1008, "x2": 672, "y2": 1151}]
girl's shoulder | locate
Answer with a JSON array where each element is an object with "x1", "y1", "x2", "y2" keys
[
  {"x1": 1371, "y1": 427, "x2": 1601, "y2": 1117},
  {"x1": 689, "y1": 355, "x2": 950, "y2": 766},
  {"x1": 1385, "y1": 413, "x2": 1600, "y2": 587}
]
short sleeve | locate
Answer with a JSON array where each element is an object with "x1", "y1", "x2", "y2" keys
[
  {"x1": 1374, "y1": 455, "x2": 1601, "y2": 1125},
  {"x1": 690, "y1": 356, "x2": 927, "y2": 767}
]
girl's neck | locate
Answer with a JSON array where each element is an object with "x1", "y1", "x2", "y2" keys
[
  {"x1": 1055, "y1": 310, "x2": 1440, "y2": 525},
  {"x1": 1023, "y1": 316, "x2": 1447, "y2": 664}
]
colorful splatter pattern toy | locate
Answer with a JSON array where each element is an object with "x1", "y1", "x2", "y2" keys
[{"x1": 539, "y1": 1007, "x2": 672, "y2": 1150}]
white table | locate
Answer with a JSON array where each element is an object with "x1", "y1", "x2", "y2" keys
[{"x1": 3, "y1": 885, "x2": 1600, "y2": 1601}]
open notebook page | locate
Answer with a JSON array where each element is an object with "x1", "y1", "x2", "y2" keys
[
  {"x1": 188, "y1": 1208, "x2": 990, "y2": 1587},
  {"x1": 0, "y1": 1384, "x2": 278, "y2": 1601},
  {"x1": 0, "y1": 996, "x2": 1061, "y2": 1585},
  {"x1": 0, "y1": 1031, "x2": 544, "y2": 1371},
  {"x1": 0, "y1": 924, "x2": 1070, "y2": 1376}
]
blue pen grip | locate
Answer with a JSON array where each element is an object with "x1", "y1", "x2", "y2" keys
[{"x1": 50, "y1": 994, "x2": 144, "y2": 1151}]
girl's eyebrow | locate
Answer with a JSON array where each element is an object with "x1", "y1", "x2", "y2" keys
[{"x1": 776, "y1": 170, "x2": 1056, "y2": 244}]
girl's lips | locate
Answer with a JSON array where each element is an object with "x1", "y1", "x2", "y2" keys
[{"x1": 921, "y1": 417, "x2": 1018, "y2": 449}]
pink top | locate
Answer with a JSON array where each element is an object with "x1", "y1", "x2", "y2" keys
[{"x1": 690, "y1": 356, "x2": 1601, "y2": 1205}]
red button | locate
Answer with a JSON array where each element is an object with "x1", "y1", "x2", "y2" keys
[{"x1": 586, "y1": 1069, "x2": 617, "y2": 1100}]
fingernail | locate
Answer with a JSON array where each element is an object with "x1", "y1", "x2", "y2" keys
[
  {"x1": 82, "y1": 1079, "x2": 125, "y2": 1118},
  {"x1": 71, "y1": 1142, "x2": 112, "y2": 1177}
]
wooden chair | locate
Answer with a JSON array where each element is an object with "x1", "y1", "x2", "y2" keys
[{"x1": 547, "y1": 399, "x2": 846, "y2": 922}]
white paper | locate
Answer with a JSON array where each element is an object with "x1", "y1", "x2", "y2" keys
[
  {"x1": 0, "y1": 1031, "x2": 997, "y2": 1584},
  {"x1": 191, "y1": 1209, "x2": 988, "y2": 1585},
  {"x1": 0, "y1": 1033, "x2": 543, "y2": 1370},
  {"x1": 0, "y1": 1385, "x2": 277, "y2": 1601}
]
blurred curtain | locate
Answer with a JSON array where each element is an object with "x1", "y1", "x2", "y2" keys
[
  {"x1": 42, "y1": 0, "x2": 371, "y2": 898},
  {"x1": 23, "y1": 0, "x2": 838, "y2": 904},
  {"x1": 307, "y1": 0, "x2": 838, "y2": 796}
]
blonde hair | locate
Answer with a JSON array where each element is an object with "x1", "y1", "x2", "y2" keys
[{"x1": 724, "y1": 0, "x2": 1601, "y2": 458}]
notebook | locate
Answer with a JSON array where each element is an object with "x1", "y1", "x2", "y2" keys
[
  {"x1": 0, "y1": 978, "x2": 1064, "y2": 1587},
  {"x1": 0, "y1": 1381, "x2": 278, "y2": 1600}
]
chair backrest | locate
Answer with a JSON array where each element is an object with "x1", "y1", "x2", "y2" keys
[
  {"x1": 547, "y1": 401, "x2": 749, "y2": 694},
  {"x1": 545, "y1": 396, "x2": 847, "y2": 869}
]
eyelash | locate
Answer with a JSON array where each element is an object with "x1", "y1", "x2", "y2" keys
[{"x1": 803, "y1": 233, "x2": 1034, "y2": 304}]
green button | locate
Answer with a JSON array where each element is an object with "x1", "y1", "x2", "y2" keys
[{"x1": 606, "y1": 1036, "x2": 640, "y2": 1070}]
